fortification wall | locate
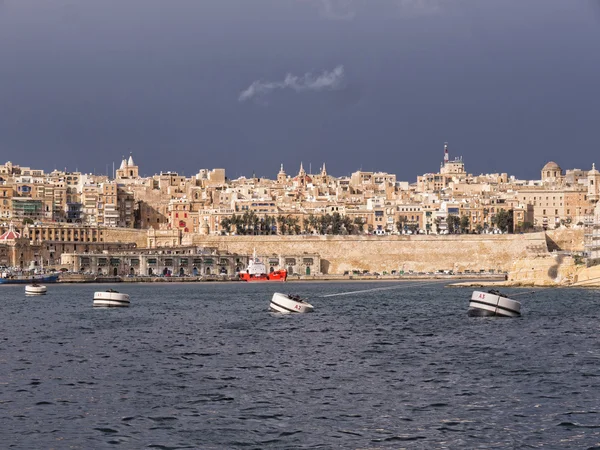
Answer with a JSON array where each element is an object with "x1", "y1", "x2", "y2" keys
[
  {"x1": 507, "y1": 254, "x2": 578, "y2": 286},
  {"x1": 189, "y1": 233, "x2": 548, "y2": 274},
  {"x1": 545, "y1": 228, "x2": 585, "y2": 252},
  {"x1": 102, "y1": 228, "x2": 147, "y2": 248}
]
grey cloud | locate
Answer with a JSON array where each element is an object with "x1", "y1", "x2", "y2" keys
[
  {"x1": 239, "y1": 66, "x2": 346, "y2": 102},
  {"x1": 318, "y1": 0, "x2": 355, "y2": 20}
]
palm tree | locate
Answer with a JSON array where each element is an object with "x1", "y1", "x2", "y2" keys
[
  {"x1": 331, "y1": 212, "x2": 342, "y2": 235},
  {"x1": 460, "y1": 215, "x2": 470, "y2": 233},
  {"x1": 302, "y1": 217, "x2": 310, "y2": 234},
  {"x1": 220, "y1": 217, "x2": 231, "y2": 234},
  {"x1": 285, "y1": 216, "x2": 300, "y2": 235},
  {"x1": 342, "y1": 215, "x2": 354, "y2": 235},
  {"x1": 308, "y1": 214, "x2": 318, "y2": 234},
  {"x1": 277, "y1": 215, "x2": 286, "y2": 235},
  {"x1": 353, "y1": 217, "x2": 365, "y2": 234}
]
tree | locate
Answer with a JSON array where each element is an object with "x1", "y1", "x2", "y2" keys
[
  {"x1": 396, "y1": 215, "x2": 408, "y2": 234},
  {"x1": 308, "y1": 214, "x2": 318, "y2": 234},
  {"x1": 341, "y1": 215, "x2": 355, "y2": 235},
  {"x1": 434, "y1": 217, "x2": 442, "y2": 234},
  {"x1": 459, "y1": 215, "x2": 470, "y2": 233},
  {"x1": 475, "y1": 224, "x2": 483, "y2": 234},
  {"x1": 220, "y1": 217, "x2": 231, "y2": 234},
  {"x1": 493, "y1": 209, "x2": 514, "y2": 233},
  {"x1": 302, "y1": 218, "x2": 310, "y2": 234},
  {"x1": 447, "y1": 215, "x2": 461, "y2": 234},
  {"x1": 276, "y1": 215, "x2": 286, "y2": 235},
  {"x1": 286, "y1": 216, "x2": 300, "y2": 235},
  {"x1": 331, "y1": 212, "x2": 343, "y2": 235},
  {"x1": 353, "y1": 217, "x2": 365, "y2": 234}
]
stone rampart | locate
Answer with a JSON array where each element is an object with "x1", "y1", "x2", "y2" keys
[
  {"x1": 190, "y1": 233, "x2": 548, "y2": 274},
  {"x1": 545, "y1": 228, "x2": 585, "y2": 252},
  {"x1": 102, "y1": 228, "x2": 147, "y2": 248}
]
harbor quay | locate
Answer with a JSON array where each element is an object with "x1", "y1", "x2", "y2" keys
[
  {"x1": 59, "y1": 246, "x2": 321, "y2": 279},
  {"x1": 0, "y1": 221, "x2": 595, "y2": 286}
]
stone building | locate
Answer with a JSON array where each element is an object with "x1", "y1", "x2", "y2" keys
[{"x1": 60, "y1": 246, "x2": 320, "y2": 277}]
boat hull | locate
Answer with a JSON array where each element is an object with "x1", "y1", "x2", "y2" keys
[
  {"x1": 25, "y1": 285, "x2": 47, "y2": 295},
  {"x1": 469, "y1": 290, "x2": 521, "y2": 317},
  {"x1": 93, "y1": 291, "x2": 130, "y2": 307},
  {"x1": 0, "y1": 274, "x2": 59, "y2": 285},
  {"x1": 270, "y1": 292, "x2": 314, "y2": 314},
  {"x1": 240, "y1": 270, "x2": 287, "y2": 282}
]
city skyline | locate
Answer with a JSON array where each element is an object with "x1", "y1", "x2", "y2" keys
[
  {"x1": 1, "y1": 0, "x2": 599, "y2": 180},
  {"x1": 0, "y1": 146, "x2": 593, "y2": 183}
]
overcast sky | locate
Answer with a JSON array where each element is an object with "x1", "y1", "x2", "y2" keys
[{"x1": 1, "y1": 0, "x2": 599, "y2": 181}]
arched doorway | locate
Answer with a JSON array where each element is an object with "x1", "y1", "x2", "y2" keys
[
  {"x1": 288, "y1": 266, "x2": 294, "y2": 275},
  {"x1": 113, "y1": 267, "x2": 118, "y2": 276},
  {"x1": 148, "y1": 268, "x2": 153, "y2": 276},
  {"x1": 163, "y1": 267, "x2": 169, "y2": 276},
  {"x1": 179, "y1": 267, "x2": 185, "y2": 277},
  {"x1": 205, "y1": 267, "x2": 211, "y2": 275},
  {"x1": 270, "y1": 266, "x2": 274, "y2": 273},
  {"x1": 192, "y1": 266, "x2": 198, "y2": 276},
  {"x1": 305, "y1": 266, "x2": 311, "y2": 275},
  {"x1": 129, "y1": 267, "x2": 135, "y2": 276},
  {"x1": 220, "y1": 267, "x2": 227, "y2": 275}
]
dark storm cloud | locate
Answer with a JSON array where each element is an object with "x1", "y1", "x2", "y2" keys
[{"x1": 0, "y1": 0, "x2": 599, "y2": 181}]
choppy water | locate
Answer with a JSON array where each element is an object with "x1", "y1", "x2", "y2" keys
[{"x1": 1, "y1": 281, "x2": 600, "y2": 449}]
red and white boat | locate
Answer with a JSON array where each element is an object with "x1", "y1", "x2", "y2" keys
[{"x1": 239, "y1": 249, "x2": 287, "y2": 282}]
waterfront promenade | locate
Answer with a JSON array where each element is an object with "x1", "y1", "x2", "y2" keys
[{"x1": 57, "y1": 272, "x2": 507, "y2": 283}]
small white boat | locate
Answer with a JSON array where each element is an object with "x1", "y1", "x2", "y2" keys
[
  {"x1": 93, "y1": 289, "x2": 130, "y2": 307},
  {"x1": 270, "y1": 292, "x2": 314, "y2": 314},
  {"x1": 469, "y1": 290, "x2": 521, "y2": 317},
  {"x1": 25, "y1": 284, "x2": 47, "y2": 295}
]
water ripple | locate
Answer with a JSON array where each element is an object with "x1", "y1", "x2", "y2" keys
[{"x1": 1, "y1": 282, "x2": 600, "y2": 448}]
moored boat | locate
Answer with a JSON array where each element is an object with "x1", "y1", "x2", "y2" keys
[
  {"x1": 0, "y1": 273, "x2": 59, "y2": 284},
  {"x1": 25, "y1": 284, "x2": 47, "y2": 295},
  {"x1": 239, "y1": 249, "x2": 287, "y2": 282},
  {"x1": 93, "y1": 289, "x2": 130, "y2": 307},
  {"x1": 469, "y1": 290, "x2": 521, "y2": 317},
  {"x1": 270, "y1": 292, "x2": 314, "y2": 314}
]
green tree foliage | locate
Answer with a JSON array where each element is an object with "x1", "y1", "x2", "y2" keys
[
  {"x1": 492, "y1": 209, "x2": 514, "y2": 233},
  {"x1": 459, "y1": 215, "x2": 470, "y2": 233},
  {"x1": 447, "y1": 215, "x2": 461, "y2": 234}
]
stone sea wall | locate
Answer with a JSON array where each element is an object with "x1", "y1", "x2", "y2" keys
[
  {"x1": 189, "y1": 233, "x2": 549, "y2": 274},
  {"x1": 76, "y1": 227, "x2": 600, "y2": 284},
  {"x1": 545, "y1": 228, "x2": 585, "y2": 252}
]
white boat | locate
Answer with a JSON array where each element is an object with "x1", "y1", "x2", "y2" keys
[
  {"x1": 469, "y1": 290, "x2": 521, "y2": 317},
  {"x1": 25, "y1": 284, "x2": 47, "y2": 295},
  {"x1": 93, "y1": 289, "x2": 130, "y2": 307},
  {"x1": 270, "y1": 292, "x2": 314, "y2": 314}
]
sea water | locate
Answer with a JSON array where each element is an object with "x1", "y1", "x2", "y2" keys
[{"x1": 1, "y1": 282, "x2": 599, "y2": 449}]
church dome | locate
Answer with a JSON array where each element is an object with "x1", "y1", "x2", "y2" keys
[{"x1": 542, "y1": 161, "x2": 561, "y2": 171}]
